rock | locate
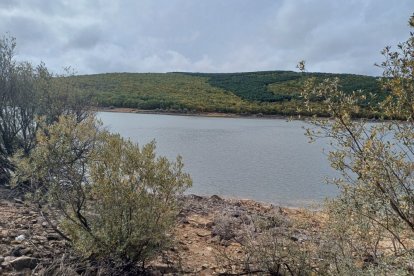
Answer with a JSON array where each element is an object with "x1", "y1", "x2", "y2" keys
[
  {"x1": 290, "y1": 233, "x2": 309, "y2": 243},
  {"x1": 46, "y1": 233, "x2": 60, "y2": 241},
  {"x1": 4, "y1": 256, "x2": 16, "y2": 262},
  {"x1": 0, "y1": 229, "x2": 8, "y2": 238},
  {"x1": 195, "y1": 229, "x2": 211, "y2": 237},
  {"x1": 20, "y1": 248, "x2": 32, "y2": 255},
  {"x1": 200, "y1": 268, "x2": 215, "y2": 275},
  {"x1": 188, "y1": 194, "x2": 203, "y2": 201},
  {"x1": 14, "y1": 198, "x2": 24, "y2": 204},
  {"x1": 32, "y1": 235, "x2": 47, "y2": 242},
  {"x1": 0, "y1": 257, "x2": 3, "y2": 263},
  {"x1": 15, "y1": 234, "x2": 25, "y2": 242},
  {"x1": 10, "y1": 256, "x2": 39, "y2": 270},
  {"x1": 41, "y1": 221, "x2": 48, "y2": 227},
  {"x1": 205, "y1": 221, "x2": 214, "y2": 229},
  {"x1": 209, "y1": 195, "x2": 222, "y2": 202},
  {"x1": 10, "y1": 246, "x2": 24, "y2": 257},
  {"x1": 7, "y1": 230, "x2": 17, "y2": 238}
]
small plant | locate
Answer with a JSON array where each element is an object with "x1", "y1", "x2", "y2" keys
[
  {"x1": 241, "y1": 215, "x2": 315, "y2": 276},
  {"x1": 212, "y1": 214, "x2": 239, "y2": 241}
]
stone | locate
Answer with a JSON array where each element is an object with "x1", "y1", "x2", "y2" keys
[
  {"x1": 209, "y1": 195, "x2": 222, "y2": 202},
  {"x1": 0, "y1": 230, "x2": 8, "y2": 238},
  {"x1": 290, "y1": 233, "x2": 309, "y2": 243},
  {"x1": 200, "y1": 268, "x2": 215, "y2": 275},
  {"x1": 8, "y1": 230, "x2": 17, "y2": 238},
  {"x1": 10, "y1": 256, "x2": 39, "y2": 270},
  {"x1": 46, "y1": 233, "x2": 60, "y2": 241},
  {"x1": 13, "y1": 198, "x2": 24, "y2": 204},
  {"x1": 20, "y1": 248, "x2": 32, "y2": 255},
  {"x1": 4, "y1": 256, "x2": 16, "y2": 262},
  {"x1": 195, "y1": 229, "x2": 211, "y2": 237},
  {"x1": 10, "y1": 246, "x2": 24, "y2": 257},
  {"x1": 15, "y1": 234, "x2": 25, "y2": 242}
]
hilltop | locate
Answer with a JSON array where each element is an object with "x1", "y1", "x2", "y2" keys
[{"x1": 69, "y1": 70, "x2": 385, "y2": 117}]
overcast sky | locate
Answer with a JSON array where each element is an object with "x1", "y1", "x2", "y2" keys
[{"x1": 0, "y1": 0, "x2": 412, "y2": 76}]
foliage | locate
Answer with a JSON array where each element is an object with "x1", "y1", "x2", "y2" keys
[
  {"x1": 14, "y1": 114, "x2": 192, "y2": 265},
  {"x1": 69, "y1": 70, "x2": 384, "y2": 117},
  {"x1": 186, "y1": 71, "x2": 382, "y2": 104},
  {"x1": 300, "y1": 14, "x2": 414, "y2": 274},
  {"x1": 0, "y1": 34, "x2": 92, "y2": 186},
  {"x1": 241, "y1": 215, "x2": 315, "y2": 276}
]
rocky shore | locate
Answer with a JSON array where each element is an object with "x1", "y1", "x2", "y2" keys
[{"x1": 0, "y1": 188, "x2": 321, "y2": 275}]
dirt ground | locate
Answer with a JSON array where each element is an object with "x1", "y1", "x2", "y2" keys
[{"x1": 0, "y1": 189, "x2": 321, "y2": 275}]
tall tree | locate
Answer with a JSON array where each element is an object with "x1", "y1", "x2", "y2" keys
[{"x1": 0, "y1": 34, "x2": 93, "y2": 186}]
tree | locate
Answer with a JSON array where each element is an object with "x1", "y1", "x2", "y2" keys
[
  {"x1": 300, "y1": 14, "x2": 414, "y2": 273},
  {"x1": 0, "y1": 34, "x2": 92, "y2": 186}
]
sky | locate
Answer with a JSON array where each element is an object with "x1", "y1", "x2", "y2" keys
[{"x1": 0, "y1": 0, "x2": 412, "y2": 76}]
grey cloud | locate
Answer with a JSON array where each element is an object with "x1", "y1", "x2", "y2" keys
[
  {"x1": 65, "y1": 25, "x2": 103, "y2": 50},
  {"x1": 0, "y1": 0, "x2": 412, "y2": 76}
]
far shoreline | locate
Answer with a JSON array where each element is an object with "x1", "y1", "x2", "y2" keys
[
  {"x1": 95, "y1": 106, "x2": 306, "y2": 120},
  {"x1": 95, "y1": 106, "x2": 388, "y2": 123}
]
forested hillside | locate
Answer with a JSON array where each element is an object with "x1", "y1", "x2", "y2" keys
[{"x1": 70, "y1": 70, "x2": 385, "y2": 117}]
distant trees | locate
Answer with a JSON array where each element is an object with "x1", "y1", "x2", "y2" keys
[
  {"x1": 0, "y1": 34, "x2": 92, "y2": 186},
  {"x1": 68, "y1": 70, "x2": 383, "y2": 117}
]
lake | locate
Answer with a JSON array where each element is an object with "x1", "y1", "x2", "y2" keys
[{"x1": 98, "y1": 112, "x2": 338, "y2": 207}]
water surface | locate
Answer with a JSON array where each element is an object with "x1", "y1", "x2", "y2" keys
[{"x1": 98, "y1": 112, "x2": 337, "y2": 207}]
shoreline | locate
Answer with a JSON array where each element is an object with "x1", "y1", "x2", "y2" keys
[
  {"x1": 95, "y1": 106, "x2": 386, "y2": 122},
  {"x1": 183, "y1": 193, "x2": 324, "y2": 210},
  {"x1": 95, "y1": 107, "x2": 302, "y2": 120}
]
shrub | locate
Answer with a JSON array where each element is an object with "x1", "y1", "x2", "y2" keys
[
  {"x1": 298, "y1": 13, "x2": 414, "y2": 274},
  {"x1": 14, "y1": 114, "x2": 192, "y2": 266}
]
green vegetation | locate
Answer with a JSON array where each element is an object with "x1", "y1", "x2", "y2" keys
[
  {"x1": 0, "y1": 34, "x2": 92, "y2": 186},
  {"x1": 2, "y1": 34, "x2": 192, "y2": 273},
  {"x1": 226, "y1": 14, "x2": 414, "y2": 275},
  {"x1": 70, "y1": 70, "x2": 385, "y2": 117},
  {"x1": 185, "y1": 71, "x2": 382, "y2": 103},
  {"x1": 14, "y1": 115, "x2": 191, "y2": 269}
]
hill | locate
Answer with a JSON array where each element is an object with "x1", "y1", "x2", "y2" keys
[{"x1": 70, "y1": 70, "x2": 385, "y2": 117}]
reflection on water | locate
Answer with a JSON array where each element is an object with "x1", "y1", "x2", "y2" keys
[{"x1": 98, "y1": 112, "x2": 338, "y2": 207}]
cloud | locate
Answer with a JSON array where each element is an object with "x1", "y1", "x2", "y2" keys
[{"x1": 0, "y1": 0, "x2": 412, "y2": 75}]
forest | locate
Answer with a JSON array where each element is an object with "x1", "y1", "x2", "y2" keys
[{"x1": 69, "y1": 70, "x2": 385, "y2": 117}]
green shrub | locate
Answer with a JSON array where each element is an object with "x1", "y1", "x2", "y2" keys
[
  {"x1": 298, "y1": 13, "x2": 414, "y2": 274},
  {"x1": 14, "y1": 114, "x2": 192, "y2": 266}
]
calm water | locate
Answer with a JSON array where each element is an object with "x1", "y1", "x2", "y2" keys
[{"x1": 98, "y1": 112, "x2": 338, "y2": 207}]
